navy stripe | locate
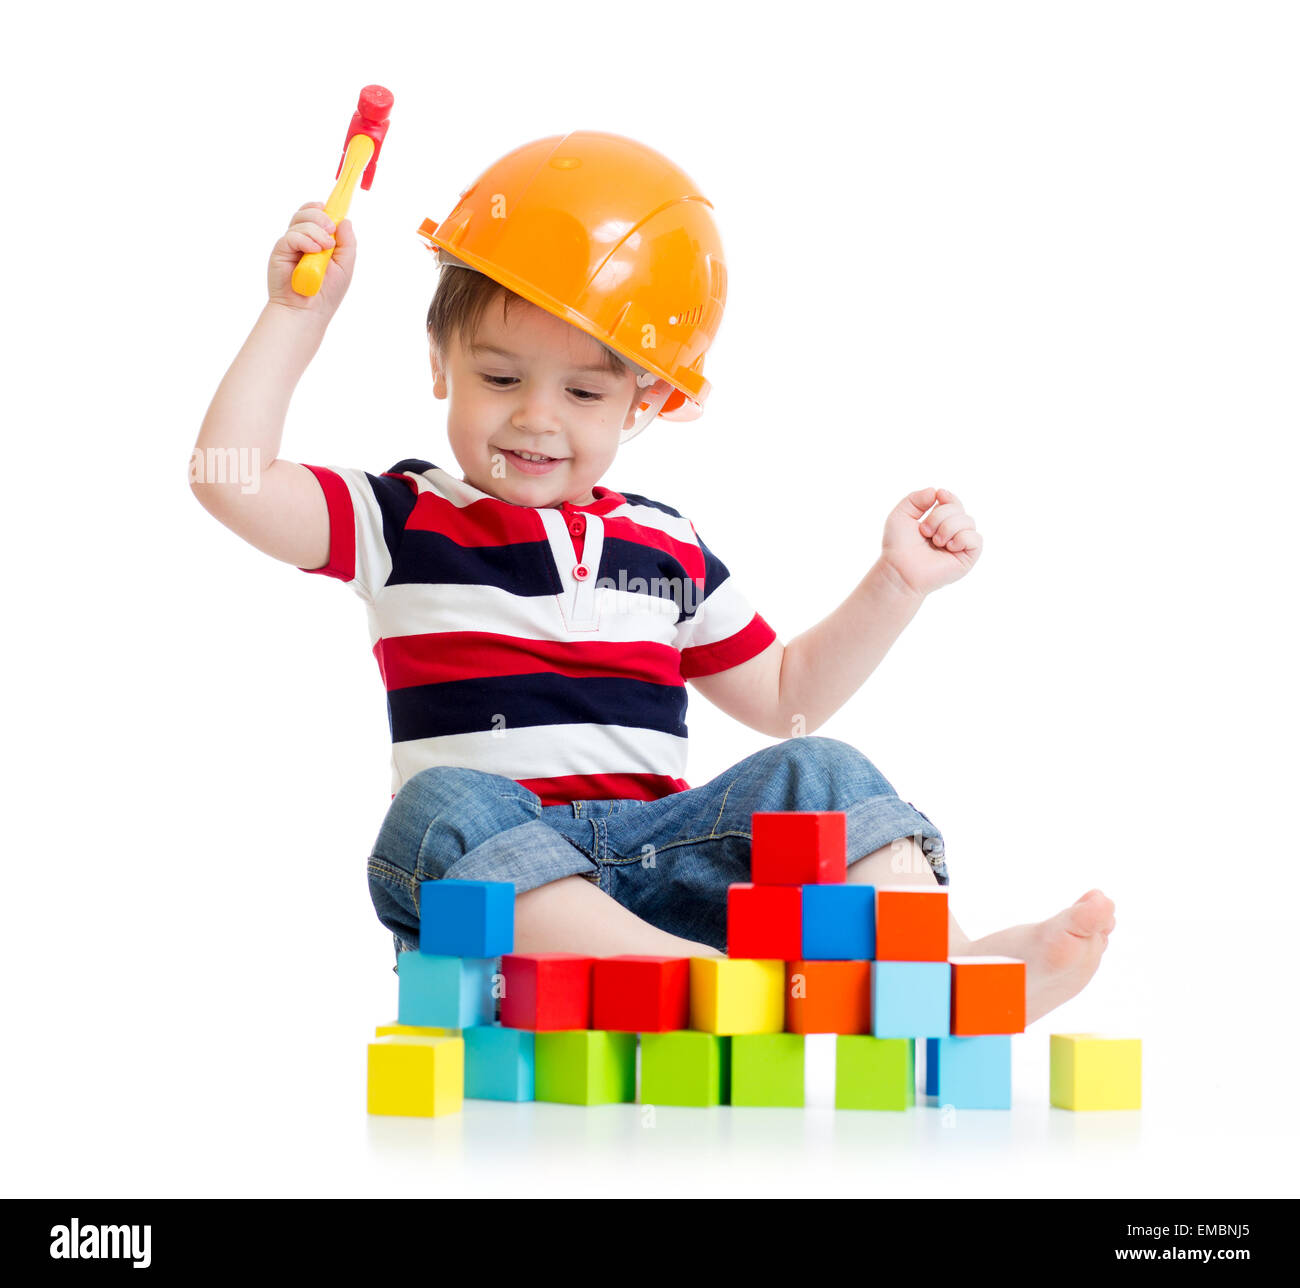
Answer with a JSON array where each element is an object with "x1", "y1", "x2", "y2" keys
[
  {"x1": 388, "y1": 457, "x2": 437, "y2": 476},
  {"x1": 388, "y1": 530, "x2": 562, "y2": 594},
  {"x1": 695, "y1": 533, "x2": 732, "y2": 603},
  {"x1": 389, "y1": 674, "x2": 688, "y2": 742},
  {"x1": 364, "y1": 471, "x2": 420, "y2": 568},
  {"x1": 597, "y1": 537, "x2": 698, "y2": 620}
]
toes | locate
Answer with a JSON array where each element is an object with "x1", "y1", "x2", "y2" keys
[
  {"x1": 1065, "y1": 898, "x2": 1112, "y2": 937},
  {"x1": 1075, "y1": 889, "x2": 1116, "y2": 929}
]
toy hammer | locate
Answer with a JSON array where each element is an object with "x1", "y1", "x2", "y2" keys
[{"x1": 291, "y1": 84, "x2": 394, "y2": 297}]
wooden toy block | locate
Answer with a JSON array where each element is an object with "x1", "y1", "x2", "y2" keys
[
  {"x1": 375, "y1": 1022, "x2": 456, "y2": 1038},
  {"x1": 1050, "y1": 1034, "x2": 1142, "y2": 1110},
  {"x1": 929, "y1": 1036, "x2": 1012, "y2": 1109},
  {"x1": 397, "y1": 952, "x2": 495, "y2": 1028},
  {"x1": 731, "y1": 1033, "x2": 805, "y2": 1106},
  {"x1": 367, "y1": 1034, "x2": 464, "y2": 1117},
  {"x1": 836, "y1": 1036, "x2": 915, "y2": 1110},
  {"x1": 689, "y1": 958, "x2": 785, "y2": 1034},
  {"x1": 875, "y1": 887, "x2": 948, "y2": 961},
  {"x1": 499, "y1": 953, "x2": 594, "y2": 1030},
  {"x1": 801, "y1": 883, "x2": 875, "y2": 959},
  {"x1": 418, "y1": 878, "x2": 514, "y2": 958},
  {"x1": 872, "y1": 961, "x2": 950, "y2": 1037},
  {"x1": 785, "y1": 960, "x2": 872, "y2": 1034},
  {"x1": 592, "y1": 956, "x2": 690, "y2": 1032},
  {"x1": 727, "y1": 883, "x2": 802, "y2": 959},
  {"x1": 463, "y1": 1025, "x2": 535, "y2": 1101},
  {"x1": 640, "y1": 1032, "x2": 730, "y2": 1106},
  {"x1": 534, "y1": 1031, "x2": 637, "y2": 1105},
  {"x1": 949, "y1": 956, "x2": 1026, "y2": 1035},
  {"x1": 751, "y1": 811, "x2": 847, "y2": 884}
]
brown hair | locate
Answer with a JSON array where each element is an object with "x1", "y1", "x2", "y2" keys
[{"x1": 426, "y1": 266, "x2": 631, "y2": 382}]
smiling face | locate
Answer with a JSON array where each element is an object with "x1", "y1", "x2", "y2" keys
[{"x1": 430, "y1": 293, "x2": 664, "y2": 508}]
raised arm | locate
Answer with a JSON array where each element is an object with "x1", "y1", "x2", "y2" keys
[{"x1": 189, "y1": 203, "x2": 356, "y2": 569}]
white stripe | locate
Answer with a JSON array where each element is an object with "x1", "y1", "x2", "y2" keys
[
  {"x1": 332, "y1": 467, "x2": 395, "y2": 603},
  {"x1": 674, "y1": 576, "x2": 759, "y2": 652},
  {"x1": 390, "y1": 723, "x2": 689, "y2": 795},
  {"x1": 375, "y1": 580, "x2": 679, "y2": 644},
  {"x1": 604, "y1": 498, "x2": 696, "y2": 547}
]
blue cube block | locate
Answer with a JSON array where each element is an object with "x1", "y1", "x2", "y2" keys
[
  {"x1": 397, "y1": 952, "x2": 495, "y2": 1028},
  {"x1": 464, "y1": 1025, "x2": 535, "y2": 1101},
  {"x1": 925, "y1": 1037, "x2": 939, "y2": 1095},
  {"x1": 419, "y1": 879, "x2": 515, "y2": 958},
  {"x1": 871, "y1": 961, "x2": 950, "y2": 1038},
  {"x1": 801, "y1": 884, "x2": 875, "y2": 960},
  {"x1": 931, "y1": 1035, "x2": 1012, "y2": 1109}
]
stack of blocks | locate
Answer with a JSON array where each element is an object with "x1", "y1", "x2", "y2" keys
[{"x1": 366, "y1": 810, "x2": 1139, "y2": 1116}]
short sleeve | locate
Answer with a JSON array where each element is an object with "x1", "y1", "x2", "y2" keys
[
  {"x1": 295, "y1": 464, "x2": 419, "y2": 603},
  {"x1": 674, "y1": 525, "x2": 778, "y2": 679}
]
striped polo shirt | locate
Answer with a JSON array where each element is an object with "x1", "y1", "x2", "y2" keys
[{"x1": 297, "y1": 458, "x2": 777, "y2": 805}]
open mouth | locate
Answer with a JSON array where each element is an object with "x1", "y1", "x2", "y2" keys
[{"x1": 500, "y1": 448, "x2": 565, "y2": 474}]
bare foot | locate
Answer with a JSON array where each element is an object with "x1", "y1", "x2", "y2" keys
[{"x1": 955, "y1": 890, "x2": 1116, "y2": 1025}]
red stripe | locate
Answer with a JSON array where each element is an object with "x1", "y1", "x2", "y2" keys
[
  {"x1": 403, "y1": 489, "x2": 703, "y2": 583},
  {"x1": 406, "y1": 492, "x2": 545, "y2": 545},
  {"x1": 516, "y1": 772, "x2": 691, "y2": 805},
  {"x1": 680, "y1": 613, "x2": 778, "y2": 679},
  {"x1": 297, "y1": 465, "x2": 356, "y2": 582},
  {"x1": 376, "y1": 632, "x2": 685, "y2": 691}
]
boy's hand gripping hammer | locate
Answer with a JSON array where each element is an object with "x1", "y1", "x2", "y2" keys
[{"x1": 291, "y1": 84, "x2": 394, "y2": 297}]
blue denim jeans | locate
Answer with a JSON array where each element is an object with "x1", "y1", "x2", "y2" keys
[{"x1": 367, "y1": 735, "x2": 947, "y2": 973}]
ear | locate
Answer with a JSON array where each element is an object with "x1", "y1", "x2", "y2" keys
[{"x1": 429, "y1": 337, "x2": 448, "y2": 400}]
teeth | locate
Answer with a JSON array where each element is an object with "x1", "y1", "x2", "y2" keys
[{"x1": 514, "y1": 451, "x2": 552, "y2": 462}]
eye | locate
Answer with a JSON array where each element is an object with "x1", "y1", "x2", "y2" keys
[
  {"x1": 568, "y1": 388, "x2": 603, "y2": 402},
  {"x1": 482, "y1": 375, "x2": 516, "y2": 388}
]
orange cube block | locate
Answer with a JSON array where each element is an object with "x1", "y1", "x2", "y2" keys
[
  {"x1": 785, "y1": 960, "x2": 872, "y2": 1034},
  {"x1": 875, "y1": 888, "x2": 948, "y2": 961},
  {"x1": 950, "y1": 955, "x2": 1026, "y2": 1034}
]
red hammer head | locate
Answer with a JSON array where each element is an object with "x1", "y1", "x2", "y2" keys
[{"x1": 336, "y1": 84, "x2": 393, "y2": 191}]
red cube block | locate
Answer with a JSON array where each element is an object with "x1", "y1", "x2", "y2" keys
[
  {"x1": 727, "y1": 883, "x2": 802, "y2": 959},
  {"x1": 751, "y1": 812, "x2": 847, "y2": 885},
  {"x1": 499, "y1": 953, "x2": 594, "y2": 1031},
  {"x1": 592, "y1": 956, "x2": 690, "y2": 1032}
]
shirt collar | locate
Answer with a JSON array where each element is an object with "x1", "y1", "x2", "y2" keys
[{"x1": 399, "y1": 461, "x2": 625, "y2": 516}]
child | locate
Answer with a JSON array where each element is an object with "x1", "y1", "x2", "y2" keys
[{"x1": 191, "y1": 132, "x2": 1113, "y2": 1025}]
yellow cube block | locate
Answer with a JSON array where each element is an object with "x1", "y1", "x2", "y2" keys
[
  {"x1": 366, "y1": 1035, "x2": 464, "y2": 1117},
  {"x1": 1050, "y1": 1033, "x2": 1141, "y2": 1110},
  {"x1": 690, "y1": 958, "x2": 785, "y2": 1034},
  {"x1": 375, "y1": 1022, "x2": 457, "y2": 1038}
]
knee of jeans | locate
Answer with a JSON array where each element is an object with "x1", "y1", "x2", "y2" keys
[
  {"x1": 394, "y1": 765, "x2": 540, "y2": 882},
  {"x1": 778, "y1": 735, "x2": 893, "y2": 796}
]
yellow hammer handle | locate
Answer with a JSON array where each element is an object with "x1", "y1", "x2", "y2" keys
[{"x1": 291, "y1": 133, "x2": 375, "y2": 297}]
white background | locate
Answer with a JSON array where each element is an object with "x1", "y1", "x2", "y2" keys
[{"x1": 3, "y1": 0, "x2": 1296, "y2": 1198}]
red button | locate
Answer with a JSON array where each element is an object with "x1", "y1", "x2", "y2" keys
[
  {"x1": 573, "y1": 564, "x2": 590, "y2": 581},
  {"x1": 569, "y1": 517, "x2": 585, "y2": 535}
]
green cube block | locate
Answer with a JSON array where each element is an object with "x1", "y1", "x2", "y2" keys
[
  {"x1": 731, "y1": 1033, "x2": 805, "y2": 1106},
  {"x1": 836, "y1": 1035, "x2": 915, "y2": 1110},
  {"x1": 535, "y1": 1031, "x2": 637, "y2": 1104},
  {"x1": 640, "y1": 1031, "x2": 731, "y2": 1106}
]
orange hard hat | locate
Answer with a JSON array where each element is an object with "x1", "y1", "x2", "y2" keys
[{"x1": 417, "y1": 131, "x2": 727, "y2": 442}]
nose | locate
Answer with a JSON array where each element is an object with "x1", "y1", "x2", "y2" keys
[{"x1": 509, "y1": 384, "x2": 564, "y2": 437}]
